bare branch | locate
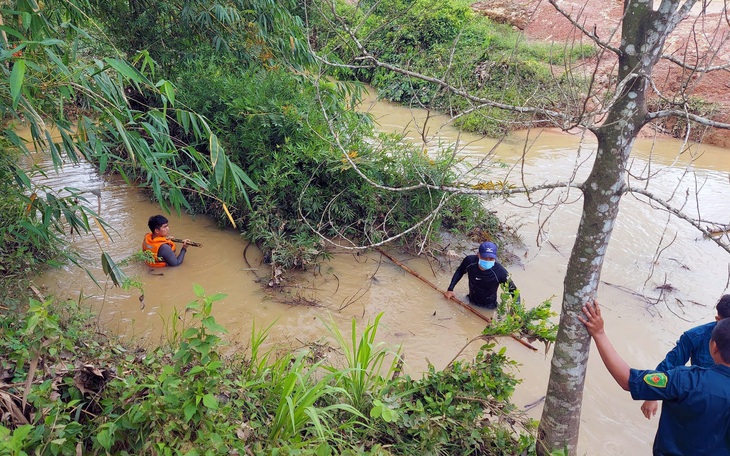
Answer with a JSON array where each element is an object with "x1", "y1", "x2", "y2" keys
[
  {"x1": 662, "y1": 53, "x2": 730, "y2": 72},
  {"x1": 647, "y1": 109, "x2": 730, "y2": 129},
  {"x1": 546, "y1": 0, "x2": 622, "y2": 55},
  {"x1": 354, "y1": 54, "x2": 574, "y2": 126},
  {"x1": 626, "y1": 185, "x2": 730, "y2": 255}
]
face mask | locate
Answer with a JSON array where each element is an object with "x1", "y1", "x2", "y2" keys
[{"x1": 479, "y1": 259, "x2": 495, "y2": 270}]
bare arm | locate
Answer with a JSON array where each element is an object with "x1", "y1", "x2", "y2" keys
[{"x1": 578, "y1": 300, "x2": 631, "y2": 391}]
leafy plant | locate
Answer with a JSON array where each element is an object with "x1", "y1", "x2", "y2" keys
[
  {"x1": 323, "y1": 313, "x2": 403, "y2": 410},
  {"x1": 483, "y1": 286, "x2": 558, "y2": 349},
  {"x1": 266, "y1": 350, "x2": 362, "y2": 443},
  {"x1": 375, "y1": 344, "x2": 536, "y2": 455}
]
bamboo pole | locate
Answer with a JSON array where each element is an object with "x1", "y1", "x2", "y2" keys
[{"x1": 375, "y1": 248, "x2": 538, "y2": 352}]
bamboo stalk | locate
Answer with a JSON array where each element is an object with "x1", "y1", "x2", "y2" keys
[
  {"x1": 375, "y1": 248, "x2": 538, "y2": 352},
  {"x1": 169, "y1": 237, "x2": 203, "y2": 247}
]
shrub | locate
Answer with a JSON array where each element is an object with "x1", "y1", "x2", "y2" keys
[{"x1": 176, "y1": 61, "x2": 495, "y2": 272}]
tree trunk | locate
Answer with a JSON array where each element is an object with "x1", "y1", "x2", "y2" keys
[{"x1": 536, "y1": 1, "x2": 696, "y2": 453}]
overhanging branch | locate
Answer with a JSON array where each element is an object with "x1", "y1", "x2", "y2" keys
[
  {"x1": 317, "y1": 0, "x2": 576, "y2": 127},
  {"x1": 626, "y1": 186, "x2": 730, "y2": 255},
  {"x1": 354, "y1": 54, "x2": 575, "y2": 126},
  {"x1": 647, "y1": 109, "x2": 730, "y2": 129}
]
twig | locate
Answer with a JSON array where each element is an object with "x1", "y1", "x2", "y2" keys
[{"x1": 524, "y1": 396, "x2": 546, "y2": 411}]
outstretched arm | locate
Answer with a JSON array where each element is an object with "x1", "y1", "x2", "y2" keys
[
  {"x1": 445, "y1": 257, "x2": 469, "y2": 298},
  {"x1": 655, "y1": 332, "x2": 693, "y2": 372},
  {"x1": 578, "y1": 300, "x2": 631, "y2": 391}
]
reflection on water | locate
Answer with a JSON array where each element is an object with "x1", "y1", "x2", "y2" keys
[{"x1": 31, "y1": 92, "x2": 730, "y2": 455}]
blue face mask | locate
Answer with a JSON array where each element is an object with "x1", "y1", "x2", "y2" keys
[{"x1": 479, "y1": 259, "x2": 495, "y2": 270}]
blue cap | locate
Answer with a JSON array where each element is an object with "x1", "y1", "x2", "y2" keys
[{"x1": 479, "y1": 241, "x2": 498, "y2": 258}]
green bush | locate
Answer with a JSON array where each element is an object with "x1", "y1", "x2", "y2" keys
[
  {"x1": 176, "y1": 61, "x2": 494, "y2": 272},
  {"x1": 373, "y1": 345, "x2": 535, "y2": 454}
]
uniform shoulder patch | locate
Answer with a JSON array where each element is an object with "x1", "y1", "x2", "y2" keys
[{"x1": 643, "y1": 372, "x2": 668, "y2": 388}]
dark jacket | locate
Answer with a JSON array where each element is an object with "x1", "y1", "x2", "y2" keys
[{"x1": 447, "y1": 254, "x2": 516, "y2": 308}]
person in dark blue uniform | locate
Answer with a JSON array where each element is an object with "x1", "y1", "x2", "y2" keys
[
  {"x1": 445, "y1": 241, "x2": 517, "y2": 309},
  {"x1": 580, "y1": 299, "x2": 730, "y2": 456},
  {"x1": 641, "y1": 294, "x2": 730, "y2": 419}
]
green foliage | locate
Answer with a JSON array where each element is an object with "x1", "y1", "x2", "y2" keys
[
  {"x1": 93, "y1": 286, "x2": 237, "y2": 453},
  {"x1": 0, "y1": 297, "x2": 108, "y2": 454},
  {"x1": 266, "y1": 351, "x2": 362, "y2": 444},
  {"x1": 362, "y1": 0, "x2": 471, "y2": 52},
  {"x1": 90, "y1": 0, "x2": 312, "y2": 75},
  {"x1": 374, "y1": 344, "x2": 536, "y2": 455},
  {"x1": 177, "y1": 60, "x2": 491, "y2": 271},
  {"x1": 0, "y1": 171, "x2": 63, "y2": 299},
  {"x1": 311, "y1": 0, "x2": 595, "y2": 136},
  {"x1": 323, "y1": 313, "x2": 403, "y2": 410},
  {"x1": 483, "y1": 287, "x2": 558, "y2": 349},
  {"x1": 0, "y1": 0, "x2": 257, "y2": 291},
  {"x1": 0, "y1": 288, "x2": 540, "y2": 455}
]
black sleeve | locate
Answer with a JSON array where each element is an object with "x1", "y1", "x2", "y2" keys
[
  {"x1": 158, "y1": 243, "x2": 186, "y2": 267},
  {"x1": 447, "y1": 257, "x2": 470, "y2": 291}
]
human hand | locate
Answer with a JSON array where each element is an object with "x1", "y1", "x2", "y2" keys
[
  {"x1": 445, "y1": 291, "x2": 454, "y2": 300},
  {"x1": 182, "y1": 239, "x2": 190, "y2": 248},
  {"x1": 641, "y1": 400, "x2": 658, "y2": 420},
  {"x1": 577, "y1": 299, "x2": 605, "y2": 337}
]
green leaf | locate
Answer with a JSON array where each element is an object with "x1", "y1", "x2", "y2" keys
[
  {"x1": 202, "y1": 393, "x2": 218, "y2": 409},
  {"x1": 209, "y1": 134, "x2": 225, "y2": 185},
  {"x1": 201, "y1": 316, "x2": 227, "y2": 334},
  {"x1": 101, "y1": 253, "x2": 128, "y2": 287},
  {"x1": 104, "y1": 57, "x2": 148, "y2": 85},
  {"x1": 183, "y1": 401, "x2": 197, "y2": 422},
  {"x1": 0, "y1": 26, "x2": 25, "y2": 41},
  {"x1": 193, "y1": 283, "x2": 205, "y2": 297},
  {"x1": 97, "y1": 429, "x2": 112, "y2": 450},
  {"x1": 208, "y1": 292, "x2": 227, "y2": 302},
  {"x1": 156, "y1": 80, "x2": 176, "y2": 107},
  {"x1": 112, "y1": 117, "x2": 135, "y2": 164},
  {"x1": 10, "y1": 59, "x2": 26, "y2": 109}
]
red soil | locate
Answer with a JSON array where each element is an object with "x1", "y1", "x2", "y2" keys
[{"x1": 472, "y1": 0, "x2": 730, "y2": 147}]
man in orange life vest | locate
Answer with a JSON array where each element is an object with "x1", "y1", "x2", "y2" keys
[{"x1": 142, "y1": 215, "x2": 190, "y2": 267}]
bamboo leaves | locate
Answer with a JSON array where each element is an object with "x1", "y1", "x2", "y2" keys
[
  {"x1": 101, "y1": 252, "x2": 127, "y2": 288},
  {"x1": 9, "y1": 58, "x2": 25, "y2": 108}
]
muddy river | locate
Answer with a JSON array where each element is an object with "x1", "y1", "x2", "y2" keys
[{"x1": 32, "y1": 91, "x2": 730, "y2": 454}]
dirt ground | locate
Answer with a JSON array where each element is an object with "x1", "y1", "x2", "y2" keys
[{"x1": 472, "y1": 0, "x2": 730, "y2": 147}]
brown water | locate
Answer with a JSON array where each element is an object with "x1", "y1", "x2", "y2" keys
[{"x1": 32, "y1": 92, "x2": 730, "y2": 454}]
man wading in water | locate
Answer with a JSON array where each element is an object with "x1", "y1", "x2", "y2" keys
[
  {"x1": 445, "y1": 241, "x2": 517, "y2": 309},
  {"x1": 142, "y1": 215, "x2": 190, "y2": 267}
]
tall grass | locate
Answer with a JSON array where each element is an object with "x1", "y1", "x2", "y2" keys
[
  {"x1": 266, "y1": 350, "x2": 362, "y2": 443},
  {"x1": 323, "y1": 313, "x2": 403, "y2": 410}
]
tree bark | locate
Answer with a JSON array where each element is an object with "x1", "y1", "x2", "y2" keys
[{"x1": 536, "y1": 1, "x2": 696, "y2": 454}]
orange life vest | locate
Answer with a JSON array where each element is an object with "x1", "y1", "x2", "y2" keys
[{"x1": 142, "y1": 233, "x2": 176, "y2": 268}]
